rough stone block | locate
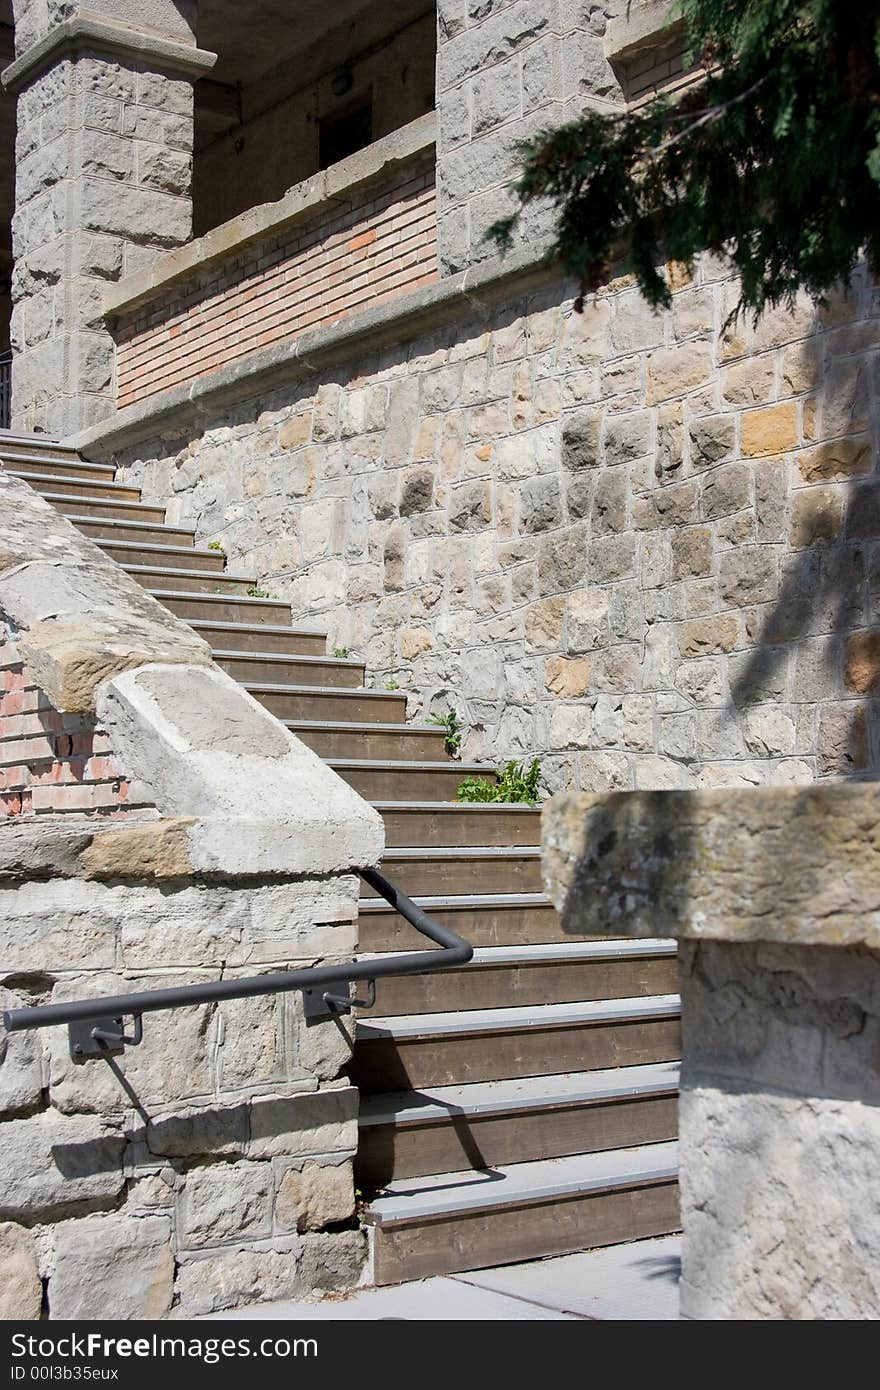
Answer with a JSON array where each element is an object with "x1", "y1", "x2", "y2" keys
[
  {"x1": 49, "y1": 1213, "x2": 173, "y2": 1321},
  {"x1": 178, "y1": 1161, "x2": 273, "y2": 1248},
  {"x1": 1, "y1": 1111, "x2": 124, "y2": 1222},
  {"x1": 0, "y1": 1222, "x2": 41, "y2": 1321},
  {"x1": 174, "y1": 1240, "x2": 306, "y2": 1317},
  {"x1": 274, "y1": 1157, "x2": 355, "y2": 1233}
]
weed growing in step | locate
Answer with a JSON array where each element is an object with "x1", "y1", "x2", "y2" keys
[
  {"x1": 428, "y1": 708, "x2": 462, "y2": 758},
  {"x1": 384, "y1": 679, "x2": 400, "y2": 691},
  {"x1": 457, "y1": 758, "x2": 542, "y2": 805},
  {"x1": 247, "y1": 586, "x2": 269, "y2": 598},
  {"x1": 332, "y1": 647, "x2": 350, "y2": 659},
  {"x1": 207, "y1": 540, "x2": 224, "y2": 551}
]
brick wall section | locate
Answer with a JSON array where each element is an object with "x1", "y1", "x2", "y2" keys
[
  {"x1": 114, "y1": 161, "x2": 438, "y2": 410},
  {"x1": 622, "y1": 32, "x2": 700, "y2": 103},
  {"x1": 0, "y1": 642, "x2": 147, "y2": 818}
]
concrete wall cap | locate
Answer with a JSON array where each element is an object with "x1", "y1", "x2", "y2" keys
[
  {"x1": 604, "y1": 2, "x2": 683, "y2": 61},
  {"x1": 543, "y1": 785, "x2": 880, "y2": 949},
  {"x1": 2, "y1": 13, "x2": 217, "y2": 92},
  {"x1": 97, "y1": 663, "x2": 385, "y2": 877}
]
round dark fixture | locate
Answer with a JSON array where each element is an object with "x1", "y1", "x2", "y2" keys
[{"x1": 331, "y1": 69, "x2": 354, "y2": 97}]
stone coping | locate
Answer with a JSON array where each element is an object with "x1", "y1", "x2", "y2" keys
[
  {"x1": 72, "y1": 245, "x2": 560, "y2": 457},
  {"x1": 543, "y1": 785, "x2": 880, "y2": 949},
  {"x1": 103, "y1": 112, "x2": 437, "y2": 321},
  {"x1": 2, "y1": 13, "x2": 217, "y2": 92},
  {"x1": 604, "y1": 2, "x2": 683, "y2": 62}
]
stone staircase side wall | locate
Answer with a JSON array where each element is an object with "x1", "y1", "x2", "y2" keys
[{"x1": 0, "y1": 471, "x2": 384, "y2": 1320}]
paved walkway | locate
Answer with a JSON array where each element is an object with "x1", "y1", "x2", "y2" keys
[{"x1": 208, "y1": 1236, "x2": 681, "y2": 1321}]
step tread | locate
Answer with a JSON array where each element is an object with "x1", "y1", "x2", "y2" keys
[
  {"x1": 287, "y1": 720, "x2": 441, "y2": 734},
  {"x1": 124, "y1": 565, "x2": 257, "y2": 583},
  {"x1": 217, "y1": 650, "x2": 364, "y2": 669},
  {"x1": 1, "y1": 453, "x2": 115, "y2": 473},
  {"x1": 358, "y1": 1061, "x2": 681, "y2": 1127},
  {"x1": 375, "y1": 847, "x2": 541, "y2": 861},
  {"x1": 369, "y1": 801, "x2": 539, "y2": 812},
  {"x1": 42, "y1": 492, "x2": 164, "y2": 512},
  {"x1": 331, "y1": 759, "x2": 499, "y2": 772},
  {"x1": 98, "y1": 539, "x2": 222, "y2": 561},
  {"x1": 75, "y1": 516, "x2": 195, "y2": 537},
  {"x1": 149, "y1": 589, "x2": 291, "y2": 608},
  {"x1": 5, "y1": 469, "x2": 136, "y2": 494},
  {"x1": 358, "y1": 892, "x2": 551, "y2": 914},
  {"x1": 360, "y1": 938, "x2": 677, "y2": 966},
  {"x1": 366, "y1": 1140, "x2": 679, "y2": 1225},
  {"x1": 355, "y1": 992, "x2": 681, "y2": 1040},
  {"x1": 193, "y1": 619, "x2": 325, "y2": 636}
]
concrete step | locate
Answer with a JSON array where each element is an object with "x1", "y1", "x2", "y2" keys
[
  {"x1": 193, "y1": 620, "x2": 327, "y2": 657},
  {"x1": 375, "y1": 802, "x2": 540, "y2": 849},
  {"x1": 75, "y1": 516, "x2": 196, "y2": 548},
  {"x1": 0, "y1": 452, "x2": 117, "y2": 482},
  {"x1": 362, "y1": 938, "x2": 679, "y2": 1016},
  {"x1": 363, "y1": 847, "x2": 543, "y2": 898},
  {"x1": 365, "y1": 1141, "x2": 680, "y2": 1285},
  {"x1": 357, "y1": 894, "x2": 567, "y2": 953},
  {"x1": 356, "y1": 1062, "x2": 680, "y2": 1186},
  {"x1": 43, "y1": 491, "x2": 167, "y2": 524},
  {"x1": 150, "y1": 589, "x2": 293, "y2": 626},
  {"x1": 247, "y1": 684, "x2": 408, "y2": 724},
  {"x1": 125, "y1": 565, "x2": 256, "y2": 595},
  {"x1": 4, "y1": 469, "x2": 142, "y2": 503},
  {"x1": 0, "y1": 432, "x2": 81, "y2": 460},
  {"x1": 96, "y1": 538, "x2": 226, "y2": 572},
  {"x1": 352, "y1": 994, "x2": 681, "y2": 1092},
  {"x1": 216, "y1": 651, "x2": 365, "y2": 689},
  {"x1": 289, "y1": 720, "x2": 448, "y2": 761},
  {"x1": 331, "y1": 759, "x2": 495, "y2": 801}
]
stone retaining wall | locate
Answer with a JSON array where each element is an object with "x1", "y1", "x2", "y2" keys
[
  {"x1": 109, "y1": 251, "x2": 880, "y2": 793},
  {"x1": 0, "y1": 473, "x2": 384, "y2": 1319}
]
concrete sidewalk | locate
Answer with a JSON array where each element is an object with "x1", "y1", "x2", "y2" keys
[{"x1": 204, "y1": 1236, "x2": 681, "y2": 1321}]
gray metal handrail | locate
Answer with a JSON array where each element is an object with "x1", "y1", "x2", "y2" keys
[{"x1": 1, "y1": 867, "x2": 473, "y2": 1061}]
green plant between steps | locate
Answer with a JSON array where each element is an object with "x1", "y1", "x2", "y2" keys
[
  {"x1": 457, "y1": 758, "x2": 542, "y2": 806},
  {"x1": 427, "y1": 708, "x2": 462, "y2": 758},
  {"x1": 207, "y1": 540, "x2": 224, "y2": 552},
  {"x1": 332, "y1": 647, "x2": 350, "y2": 659},
  {"x1": 247, "y1": 585, "x2": 270, "y2": 598}
]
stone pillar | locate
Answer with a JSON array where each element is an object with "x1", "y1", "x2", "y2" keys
[
  {"x1": 5, "y1": 2, "x2": 215, "y2": 435},
  {"x1": 434, "y1": 1, "x2": 623, "y2": 276},
  {"x1": 544, "y1": 784, "x2": 880, "y2": 1320}
]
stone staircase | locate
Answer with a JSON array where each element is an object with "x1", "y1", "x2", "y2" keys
[{"x1": 1, "y1": 430, "x2": 681, "y2": 1286}]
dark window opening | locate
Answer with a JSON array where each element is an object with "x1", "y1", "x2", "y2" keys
[{"x1": 318, "y1": 98, "x2": 373, "y2": 170}]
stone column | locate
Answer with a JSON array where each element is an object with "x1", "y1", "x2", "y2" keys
[
  {"x1": 434, "y1": 1, "x2": 622, "y2": 276},
  {"x1": 5, "y1": 2, "x2": 215, "y2": 435},
  {"x1": 544, "y1": 784, "x2": 880, "y2": 1320}
]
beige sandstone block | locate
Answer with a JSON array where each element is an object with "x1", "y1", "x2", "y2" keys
[
  {"x1": 741, "y1": 402, "x2": 799, "y2": 456},
  {"x1": 844, "y1": 632, "x2": 880, "y2": 694},
  {"x1": 544, "y1": 654, "x2": 591, "y2": 697},
  {"x1": 679, "y1": 615, "x2": 739, "y2": 656},
  {"x1": 79, "y1": 818, "x2": 196, "y2": 879}
]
